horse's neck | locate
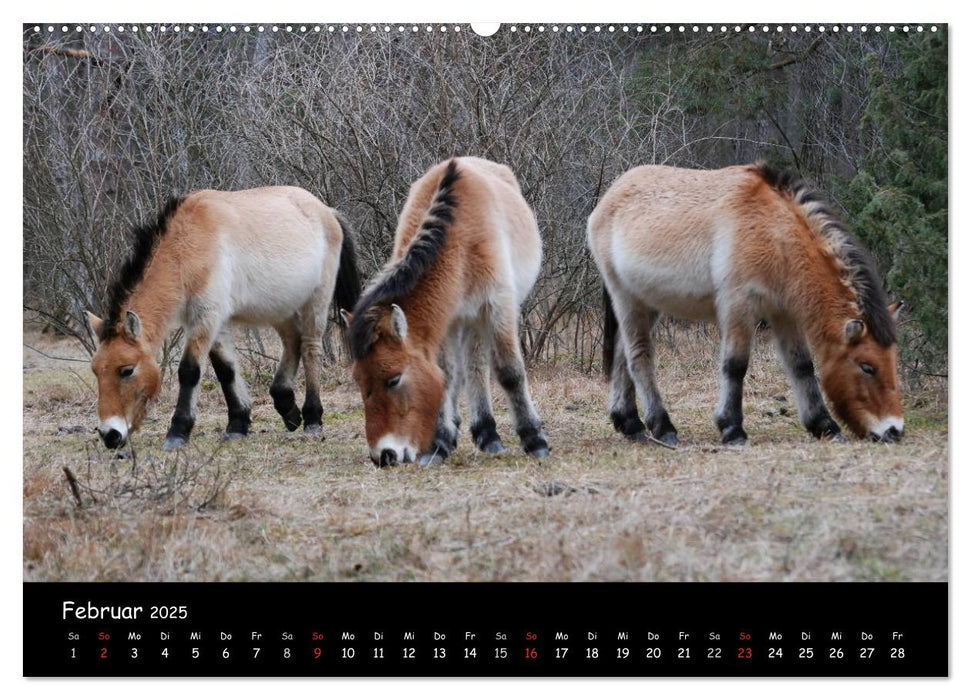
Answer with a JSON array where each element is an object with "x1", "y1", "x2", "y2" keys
[
  {"x1": 791, "y1": 264, "x2": 859, "y2": 355},
  {"x1": 126, "y1": 253, "x2": 186, "y2": 351},
  {"x1": 399, "y1": 271, "x2": 462, "y2": 359}
]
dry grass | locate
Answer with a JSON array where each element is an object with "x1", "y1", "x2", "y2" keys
[{"x1": 23, "y1": 327, "x2": 947, "y2": 582}]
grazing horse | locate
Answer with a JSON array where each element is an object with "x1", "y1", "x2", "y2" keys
[
  {"x1": 588, "y1": 163, "x2": 903, "y2": 445},
  {"x1": 342, "y1": 157, "x2": 550, "y2": 466},
  {"x1": 86, "y1": 187, "x2": 361, "y2": 450}
]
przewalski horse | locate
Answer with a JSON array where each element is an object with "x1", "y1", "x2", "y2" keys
[
  {"x1": 342, "y1": 157, "x2": 550, "y2": 466},
  {"x1": 588, "y1": 163, "x2": 903, "y2": 446},
  {"x1": 86, "y1": 187, "x2": 361, "y2": 450}
]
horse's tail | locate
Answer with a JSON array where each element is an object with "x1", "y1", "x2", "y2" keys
[
  {"x1": 332, "y1": 210, "x2": 363, "y2": 346},
  {"x1": 603, "y1": 284, "x2": 618, "y2": 380}
]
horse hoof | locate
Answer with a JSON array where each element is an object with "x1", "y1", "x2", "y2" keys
[
  {"x1": 282, "y1": 408, "x2": 302, "y2": 432},
  {"x1": 721, "y1": 428, "x2": 748, "y2": 446},
  {"x1": 481, "y1": 439, "x2": 507, "y2": 455},
  {"x1": 162, "y1": 437, "x2": 186, "y2": 451},
  {"x1": 223, "y1": 432, "x2": 246, "y2": 442},
  {"x1": 626, "y1": 431, "x2": 649, "y2": 443},
  {"x1": 304, "y1": 424, "x2": 323, "y2": 437},
  {"x1": 654, "y1": 432, "x2": 679, "y2": 446},
  {"x1": 828, "y1": 432, "x2": 848, "y2": 444},
  {"x1": 528, "y1": 446, "x2": 551, "y2": 459},
  {"x1": 418, "y1": 453, "x2": 445, "y2": 467}
]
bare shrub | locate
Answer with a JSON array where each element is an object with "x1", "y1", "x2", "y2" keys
[{"x1": 23, "y1": 27, "x2": 945, "y2": 376}]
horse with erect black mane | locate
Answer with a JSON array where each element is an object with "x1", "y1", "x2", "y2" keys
[
  {"x1": 86, "y1": 187, "x2": 361, "y2": 450},
  {"x1": 343, "y1": 157, "x2": 551, "y2": 467},
  {"x1": 588, "y1": 162, "x2": 903, "y2": 445}
]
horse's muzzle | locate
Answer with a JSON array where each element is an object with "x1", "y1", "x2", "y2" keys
[
  {"x1": 870, "y1": 426, "x2": 903, "y2": 443},
  {"x1": 99, "y1": 428, "x2": 125, "y2": 449}
]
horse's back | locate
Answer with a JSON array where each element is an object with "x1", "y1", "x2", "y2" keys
[
  {"x1": 176, "y1": 187, "x2": 341, "y2": 324},
  {"x1": 398, "y1": 158, "x2": 542, "y2": 306},
  {"x1": 182, "y1": 186, "x2": 337, "y2": 247},
  {"x1": 588, "y1": 164, "x2": 766, "y2": 321}
]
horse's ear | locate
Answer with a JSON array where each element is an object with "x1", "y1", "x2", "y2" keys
[
  {"x1": 339, "y1": 309, "x2": 353, "y2": 328},
  {"x1": 85, "y1": 311, "x2": 103, "y2": 344},
  {"x1": 845, "y1": 318, "x2": 866, "y2": 343},
  {"x1": 888, "y1": 301, "x2": 904, "y2": 322},
  {"x1": 124, "y1": 310, "x2": 142, "y2": 341},
  {"x1": 389, "y1": 304, "x2": 408, "y2": 341}
]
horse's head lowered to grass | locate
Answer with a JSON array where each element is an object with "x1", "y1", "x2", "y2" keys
[
  {"x1": 819, "y1": 302, "x2": 904, "y2": 442},
  {"x1": 86, "y1": 309, "x2": 162, "y2": 448},
  {"x1": 343, "y1": 303, "x2": 444, "y2": 466},
  {"x1": 344, "y1": 160, "x2": 461, "y2": 466}
]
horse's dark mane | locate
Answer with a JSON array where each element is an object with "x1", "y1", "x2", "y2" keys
[
  {"x1": 754, "y1": 162, "x2": 896, "y2": 347},
  {"x1": 349, "y1": 160, "x2": 461, "y2": 359},
  {"x1": 101, "y1": 195, "x2": 185, "y2": 340}
]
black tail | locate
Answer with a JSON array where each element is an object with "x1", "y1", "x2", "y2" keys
[
  {"x1": 603, "y1": 284, "x2": 618, "y2": 379},
  {"x1": 332, "y1": 210, "x2": 362, "y2": 347}
]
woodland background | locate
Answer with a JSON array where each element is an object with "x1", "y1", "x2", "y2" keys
[{"x1": 22, "y1": 25, "x2": 948, "y2": 377}]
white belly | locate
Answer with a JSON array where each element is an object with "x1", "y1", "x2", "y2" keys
[
  {"x1": 610, "y1": 232, "x2": 718, "y2": 322},
  {"x1": 206, "y1": 238, "x2": 326, "y2": 326}
]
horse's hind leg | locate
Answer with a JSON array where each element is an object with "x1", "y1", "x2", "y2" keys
[
  {"x1": 299, "y1": 291, "x2": 329, "y2": 435},
  {"x1": 466, "y1": 323, "x2": 505, "y2": 454},
  {"x1": 611, "y1": 293, "x2": 678, "y2": 444},
  {"x1": 607, "y1": 326, "x2": 648, "y2": 443},
  {"x1": 418, "y1": 326, "x2": 463, "y2": 466},
  {"x1": 209, "y1": 326, "x2": 252, "y2": 440},
  {"x1": 771, "y1": 315, "x2": 842, "y2": 440},
  {"x1": 491, "y1": 308, "x2": 550, "y2": 458},
  {"x1": 270, "y1": 316, "x2": 303, "y2": 431},
  {"x1": 714, "y1": 305, "x2": 755, "y2": 445}
]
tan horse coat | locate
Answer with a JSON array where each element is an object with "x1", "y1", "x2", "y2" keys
[
  {"x1": 347, "y1": 157, "x2": 550, "y2": 465},
  {"x1": 88, "y1": 186, "x2": 360, "y2": 449},
  {"x1": 588, "y1": 163, "x2": 902, "y2": 444}
]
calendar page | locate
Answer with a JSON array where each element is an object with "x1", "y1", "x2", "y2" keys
[{"x1": 22, "y1": 21, "x2": 948, "y2": 677}]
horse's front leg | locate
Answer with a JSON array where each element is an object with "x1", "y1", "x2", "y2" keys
[
  {"x1": 163, "y1": 331, "x2": 213, "y2": 450},
  {"x1": 208, "y1": 327, "x2": 252, "y2": 440},
  {"x1": 418, "y1": 327, "x2": 463, "y2": 466},
  {"x1": 771, "y1": 315, "x2": 842, "y2": 440},
  {"x1": 714, "y1": 307, "x2": 755, "y2": 445}
]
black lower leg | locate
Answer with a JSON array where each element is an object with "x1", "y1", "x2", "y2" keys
[
  {"x1": 646, "y1": 409, "x2": 678, "y2": 443},
  {"x1": 470, "y1": 414, "x2": 503, "y2": 451},
  {"x1": 611, "y1": 408, "x2": 646, "y2": 438},
  {"x1": 806, "y1": 411, "x2": 841, "y2": 439},
  {"x1": 270, "y1": 382, "x2": 302, "y2": 431},
  {"x1": 610, "y1": 379, "x2": 647, "y2": 440},
  {"x1": 789, "y1": 352, "x2": 841, "y2": 439},
  {"x1": 496, "y1": 365, "x2": 549, "y2": 455},
  {"x1": 166, "y1": 355, "x2": 200, "y2": 442},
  {"x1": 717, "y1": 356, "x2": 748, "y2": 444},
  {"x1": 302, "y1": 392, "x2": 323, "y2": 430},
  {"x1": 209, "y1": 350, "x2": 250, "y2": 435},
  {"x1": 427, "y1": 427, "x2": 455, "y2": 460}
]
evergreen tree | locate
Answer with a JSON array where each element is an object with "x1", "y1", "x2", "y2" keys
[{"x1": 845, "y1": 30, "x2": 948, "y2": 373}]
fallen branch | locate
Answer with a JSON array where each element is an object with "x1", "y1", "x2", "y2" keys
[
  {"x1": 647, "y1": 435, "x2": 677, "y2": 451},
  {"x1": 62, "y1": 466, "x2": 83, "y2": 508}
]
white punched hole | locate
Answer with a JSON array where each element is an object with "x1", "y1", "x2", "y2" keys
[{"x1": 471, "y1": 23, "x2": 500, "y2": 37}]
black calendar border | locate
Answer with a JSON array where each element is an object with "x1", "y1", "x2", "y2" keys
[{"x1": 23, "y1": 581, "x2": 948, "y2": 677}]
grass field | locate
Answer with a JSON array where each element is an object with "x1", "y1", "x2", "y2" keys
[{"x1": 23, "y1": 326, "x2": 948, "y2": 582}]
